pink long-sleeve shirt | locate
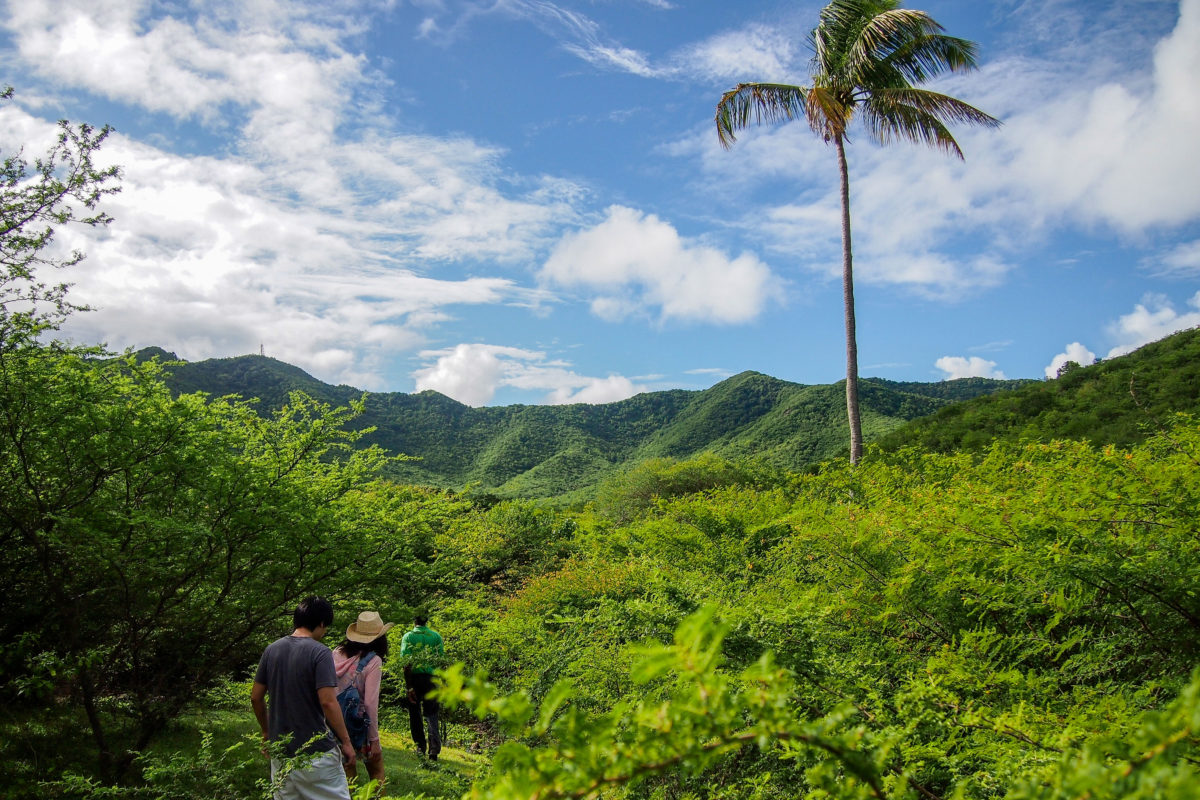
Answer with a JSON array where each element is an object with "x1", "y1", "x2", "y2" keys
[{"x1": 332, "y1": 648, "x2": 383, "y2": 748}]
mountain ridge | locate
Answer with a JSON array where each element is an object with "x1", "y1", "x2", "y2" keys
[
  {"x1": 876, "y1": 326, "x2": 1200, "y2": 455},
  {"x1": 137, "y1": 327, "x2": 1200, "y2": 499},
  {"x1": 136, "y1": 349, "x2": 1033, "y2": 498}
]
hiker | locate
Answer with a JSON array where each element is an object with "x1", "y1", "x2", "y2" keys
[
  {"x1": 333, "y1": 610, "x2": 393, "y2": 787},
  {"x1": 251, "y1": 596, "x2": 356, "y2": 800},
  {"x1": 400, "y1": 612, "x2": 445, "y2": 762}
]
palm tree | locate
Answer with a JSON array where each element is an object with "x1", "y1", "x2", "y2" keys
[{"x1": 715, "y1": 0, "x2": 999, "y2": 464}]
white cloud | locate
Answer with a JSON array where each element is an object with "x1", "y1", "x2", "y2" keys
[
  {"x1": 1, "y1": 3, "x2": 578, "y2": 389},
  {"x1": 675, "y1": 24, "x2": 800, "y2": 83},
  {"x1": 412, "y1": 344, "x2": 529, "y2": 406},
  {"x1": 856, "y1": 252, "x2": 1012, "y2": 300},
  {"x1": 5, "y1": 0, "x2": 368, "y2": 164},
  {"x1": 2, "y1": 113, "x2": 547, "y2": 389},
  {"x1": 667, "y1": 117, "x2": 833, "y2": 196},
  {"x1": 933, "y1": 0, "x2": 1200, "y2": 234},
  {"x1": 3, "y1": 1, "x2": 576, "y2": 245},
  {"x1": 690, "y1": 0, "x2": 1200, "y2": 297},
  {"x1": 448, "y1": 0, "x2": 804, "y2": 83},
  {"x1": 413, "y1": 343, "x2": 647, "y2": 406},
  {"x1": 969, "y1": 340, "x2": 1014, "y2": 353},
  {"x1": 1147, "y1": 239, "x2": 1200, "y2": 276},
  {"x1": 494, "y1": 0, "x2": 664, "y2": 77},
  {"x1": 546, "y1": 375, "x2": 642, "y2": 404},
  {"x1": 1106, "y1": 292, "x2": 1200, "y2": 357},
  {"x1": 1044, "y1": 342, "x2": 1097, "y2": 378},
  {"x1": 935, "y1": 356, "x2": 1006, "y2": 380},
  {"x1": 541, "y1": 205, "x2": 780, "y2": 323},
  {"x1": 417, "y1": 17, "x2": 439, "y2": 38},
  {"x1": 564, "y1": 42, "x2": 657, "y2": 77}
]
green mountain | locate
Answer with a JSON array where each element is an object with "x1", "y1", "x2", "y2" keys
[
  {"x1": 140, "y1": 328, "x2": 1200, "y2": 498},
  {"x1": 139, "y1": 349, "x2": 1028, "y2": 498},
  {"x1": 876, "y1": 326, "x2": 1200, "y2": 454}
]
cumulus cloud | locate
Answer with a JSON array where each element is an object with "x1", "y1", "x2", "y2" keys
[
  {"x1": 411, "y1": 344, "x2": 530, "y2": 406},
  {"x1": 4, "y1": 0, "x2": 368, "y2": 184},
  {"x1": 541, "y1": 205, "x2": 779, "y2": 323},
  {"x1": 880, "y1": 0, "x2": 1200, "y2": 238},
  {"x1": 2, "y1": 108, "x2": 558, "y2": 389},
  {"x1": 1, "y1": 3, "x2": 575, "y2": 388},
  {"x1": 546, "y1": 375, "x2": 642, "y2": 404},
  {"x1": 935, "y1": 356, "x2": 1006, "y2": 380},
  {"x1": 413, "y1": 343, "x2": 647, "y2": 406},
  {"x1": 1044, "y1": 342, "x2": 1097, "y2": 378},
  {"x1": 3, "y1": 0, "x2": 574, "y2": 258},
  {"x1": 1106, "y1": 292, "x2": 1200, "y2": 358}
]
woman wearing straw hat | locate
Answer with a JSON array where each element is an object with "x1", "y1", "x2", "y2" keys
[{"x1": 333, "y1": 610, "x2": 394, "y2": 788}]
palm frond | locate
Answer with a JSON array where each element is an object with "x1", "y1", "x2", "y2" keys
[
  {"x1": 873, "y1": 88, "x2": 1000, "y2": 127},
  {"x1": 812, "y1": 0, "x2": 886, "y2": 76},
  {"x1": 715, "y1": 83, "x2": 809, "y2": 149},
  {"x1": 718, "y1": 0, "x2": 998, "y2": 156},
  {"x1": 879, "y1": 33, "x2": 980, "y2": 84},
  {"x1": 861, "y1": 88, "x2": 1000, "y2": 155},
  {"x1": 862, "y1": 101, "x2": 962, "y2": 156},
  {"x1": 805, "y1": 85, "x2": 852, "y2": 142},
  {"x1": 843, "y1": 8, "x2": 943, "y2": 79}
]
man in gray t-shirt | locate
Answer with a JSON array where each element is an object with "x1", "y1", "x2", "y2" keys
[{"x1": 252, "y1": 597, "x2": 356, "y2": 800}]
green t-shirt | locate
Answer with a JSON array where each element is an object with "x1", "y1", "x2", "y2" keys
[{"x1": 400, "y1": 625, "x2": 444, "y2": 674}]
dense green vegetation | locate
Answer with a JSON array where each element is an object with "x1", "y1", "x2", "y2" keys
[
  {"x1": 146, "y1": 350, "x2": 1033, "y2": 499},
  {"x1": 9, "y1": 322, "x2": 1200, "y2": 798},
  {"x1": 423, "y1": 422, "x2": 1200, "y2": 799}
]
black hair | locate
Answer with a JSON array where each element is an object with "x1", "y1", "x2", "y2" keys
[
  {"x1": 414, "y1": 613, "x2": 428, "y2": 626},
  {"x1": 336, "y1": 635, "x2": 390, "y2": 662},
  {"x1": 293, "y1": 596, "x2": 334, "y2": 631}
]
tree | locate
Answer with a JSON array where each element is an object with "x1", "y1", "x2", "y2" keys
[
  {"x1": 1056, "y1": 360, "x2": 1082, "y2": 378},
  {"x1": 0, "y1": 94, "x2": 445, "y2": 781},
  {"x1": 1, "y1": 87, "x2": 120, "y2": 320},
  {"x1": 715, "y1": 0, "x2": 999, "y2": 464},
  {"x1": 0, "y1": 339, "x2": 439, "y2": 778}
]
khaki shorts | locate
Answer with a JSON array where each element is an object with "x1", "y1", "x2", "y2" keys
[{"x1": 270, "y1": 750, "x2": 351, "y2": 800}]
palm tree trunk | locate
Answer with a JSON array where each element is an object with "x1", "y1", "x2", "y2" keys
[{"x1": 836, "y1": 135, "x2": 863, "y2": 464}]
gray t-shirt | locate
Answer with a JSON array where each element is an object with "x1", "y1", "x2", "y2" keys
[{"x1": 254, "y1": 635, "x2": 338, "y2": 757}]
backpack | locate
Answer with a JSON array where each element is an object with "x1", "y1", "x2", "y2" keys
[{"x1": 336, "y1": 652, "x2": 375, "y2": 750}]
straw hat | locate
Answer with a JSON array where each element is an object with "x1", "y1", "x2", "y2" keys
[{"x1": 346, "y1": 611, "x2": 394, "y2": 643}]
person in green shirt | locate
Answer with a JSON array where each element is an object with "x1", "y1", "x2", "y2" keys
[{"x1": 400, "y1": 613, "x2": 444, "y2": 761}]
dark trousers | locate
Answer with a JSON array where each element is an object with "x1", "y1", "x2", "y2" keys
[{"x1": 405, "y1": 671, "x2": 441, "y2": 758}]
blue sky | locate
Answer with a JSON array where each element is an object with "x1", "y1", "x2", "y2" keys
[{"x1": 2, "y1": 0, "x2": 1198, "y2": 406}]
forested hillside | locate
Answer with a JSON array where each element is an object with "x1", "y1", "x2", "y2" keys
[
  {"x1": 144, "y1": 349, "x2": 1031, "y2": 498},
  {"x1": 877, "y1": 326, "x2": 1200, "y2": 453},
  {"x1": 146, "y1": 329, "x2": 1200, "y2": 500}
]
